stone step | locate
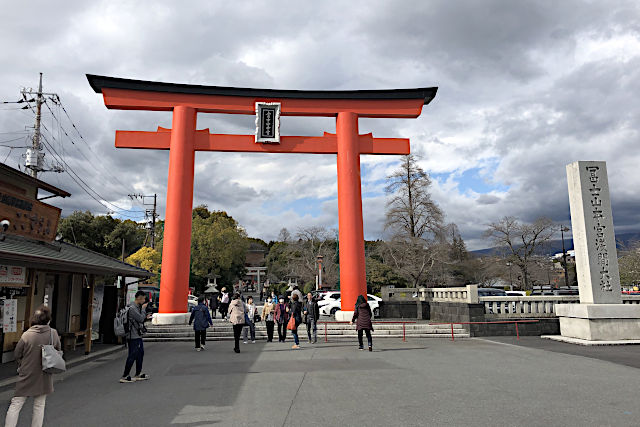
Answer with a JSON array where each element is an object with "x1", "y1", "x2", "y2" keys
[
  {"x1": 144, "y1": 327, "x2": 465, "y2": 335},
  {"x1": 144, "y1": 333, "x2": 470, "y2": 342}
]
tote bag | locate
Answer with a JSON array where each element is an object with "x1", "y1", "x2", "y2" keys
[
  {"x1": 286, "y1": 315, "x2": 296, "y2": 331},
  {"x1": 42, "y1": 330, "x2": 66, "y2": 374}
]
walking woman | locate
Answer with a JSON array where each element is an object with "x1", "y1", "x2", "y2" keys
[
  {"x1": 228, "y1": 293, "x2": 246, "y2": 353},
  {"x1": 5, "y1": 305, "x2": 61, "y2": 427},
  {"x1": 289, "y1": 293, "x2": 303, "y2": 349},
  {"x1": 189, "y1": 296, "x2": 213, "y2": 351},
  {"x1": 351, "y1": 295, "x2": 374, "y2": 351},
  {"x1": 262, "y1": 298, "x2": 276, "y2": 342},
  {"x1": 274, "y1": 296, "x2": 289, "y2": 343}
]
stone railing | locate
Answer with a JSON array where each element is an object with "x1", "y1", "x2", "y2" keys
[
  {"x1": 420, "y1": 285, "x2": 479, "y2": 303},
  {"x1": 482, "y1": 295, "x2": 640, "y2": 318},
  {"x1": 623, "y1": 295, "x2": 640, "y2": 304},
  {"x1": 380, "y1": 286, "x2": 419, "y2": 301},
  {"x1": 480, "y1": 296, "x2": 579, "y2": 318}
]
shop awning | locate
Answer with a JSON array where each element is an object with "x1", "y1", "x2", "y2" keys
[{"x1": 0, "y1": 235, "x2": 151, "y2": 277}]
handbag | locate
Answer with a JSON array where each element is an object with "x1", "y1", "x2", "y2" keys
[
  {"x1": 286, "y1": 315, "x2": 296, "y2": 331},
  {"x1": 42, "y1": 329, "x2": 66, "y2": 374}
]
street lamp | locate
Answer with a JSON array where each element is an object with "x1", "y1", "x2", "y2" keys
[
  {"x1": 506, "y1": 262, "x2": 513, "y2": 291},
  {"x1": 316, "y1": 255, "x2": 324, "y2": 291},
  {"x1": 560, "y1": 225, "x2": 570, "y2": 288}
]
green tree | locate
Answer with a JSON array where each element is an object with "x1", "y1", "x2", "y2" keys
[
  {"x1": 190, "y1": 208, "x2": 249, "y2": 289},
  {"x1": 366, "y1": 256, "x2": 407, "y2": 294},
  {"x1": 57, "y1": 211, "x2": 145, "y2": 258}
]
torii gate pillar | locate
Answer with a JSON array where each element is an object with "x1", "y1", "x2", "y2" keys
[
  {"x1": 157, "y1": 106, "x2": 197, "y2": 320},
  {"x1": 335, "y1": 112, "x2": 367, "y2": 320}
]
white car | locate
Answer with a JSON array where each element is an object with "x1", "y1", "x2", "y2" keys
[
  {"x1": 188, "y1": 294, "x2": 198, "y2": 311},
  {"x1": 320, "y1": 294, "x2": 381, "y2": 318},
  {"x1": 317, "y1": 291, "x2": 341, "y2": 308}
]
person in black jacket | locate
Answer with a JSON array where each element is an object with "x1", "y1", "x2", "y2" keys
[
  {"x1": 350, "y1": 295, "x2": 373, "y2": 351},
  {"x1": 289, "y1": 294, "x2": 303, "y2": 349},
  {"x1": 303, "y1": 293, "x2": 320, "y2": 344},
  {"x1": 189, "y1": 296, "x2": 213, "y2": 351}
]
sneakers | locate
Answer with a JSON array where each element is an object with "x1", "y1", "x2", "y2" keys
[
  {"x1": 196, "y1": 347, "x2": 202, "y2": 352},
  {"x1": 308, "y1": 339, "x2": 313, "y2": 344},
  {"x1": 251, "y1": 340, "x2": 256, "y2": 344},
  {"x1": 119, "y1": 376, "x2": 133, "y2": 383},
  {"x1": 201, "y1": 345, "x2": 206, "y2": 351},
  {"x1": 359, "y1": 347, "x2": 364, "y2": 351},
  {"x1": 134, "y1": 374, "x2": 150, "y2": 381},
  {"x1": 291, "y1": 344, "x2": 300, "y2": 349},
  {"x1": 243, "y1": 341, "x2": 248, "y2": 344},
  {"x1": 368, "y1": 346, "x2": 373, "y2": 352},
  {"x1": 234, "y1": 348, "x2": 240, "y2": 353}
]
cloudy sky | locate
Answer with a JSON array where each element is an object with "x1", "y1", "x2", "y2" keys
[{"x1": 1, "y1": 1, "x2": 639, "y2": 249}]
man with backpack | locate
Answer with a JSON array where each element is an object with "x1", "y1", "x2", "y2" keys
[
  {"x1": 119, "y1": 291, "x2": 152, "y2": 383},
  {"x1": 189, "y1": 296, "x2": 213, "y2": 351}
]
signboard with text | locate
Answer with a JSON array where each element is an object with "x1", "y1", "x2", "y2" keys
[
  {"x1": 2, "y1": 299, "x2": 17, "y2": 332},
  {"x1": 255, "y1": 102, "x2": 281, "y2": 143},
  {"x1": 0, "y1": 188, "x2": 61, "y2": 242},
  {"x1": 0, "y1": 264, "x2": 26, "y2": 285}
]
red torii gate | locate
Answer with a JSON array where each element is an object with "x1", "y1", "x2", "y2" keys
[{"x1": 88, "y1": 74, "x2": 437, "y2": 323}]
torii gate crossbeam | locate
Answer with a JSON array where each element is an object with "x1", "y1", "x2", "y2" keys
[{"x1": 88, "y1": 74, "x2": 437, "y2": 324}]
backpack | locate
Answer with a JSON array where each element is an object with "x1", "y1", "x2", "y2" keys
[{"x1": 114, "y1": 306, "x2": 131, "y2": 337}]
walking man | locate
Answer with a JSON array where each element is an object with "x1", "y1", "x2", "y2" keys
[
  {"x1": 120, "y1": 291, "x2": 152, "y2": 383},
  {"x1": 189, "y1": 296, "x2": 213, "y2": 351},
  {"x1": 275, "y1": 297, "x2": 289, "y2": 342},
  {"x1": 303, "y1": 293, "x2": 320, "y2": 344}
]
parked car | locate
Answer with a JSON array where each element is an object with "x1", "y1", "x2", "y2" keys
[
  {"x1": 320, "y1": 294, "x2": 381, "y2": 318},
  {"x1": 505, "y1": 291, "x2": 526, "y2": 297},
  {"x1": 188, "y1": 294, "x2": 198, "y2": 312},
  {"x1": 317, "y1": 291, "x2": 341, "y2": 308},
  {"x1": 477, "y1": 288, "x2": 507, "y2": 297}
]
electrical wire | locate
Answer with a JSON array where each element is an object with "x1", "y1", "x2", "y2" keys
[{"x1": 43, "y1": 97, "x2": 145, "y2": 208}]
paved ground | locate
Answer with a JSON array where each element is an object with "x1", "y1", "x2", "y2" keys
[{"x1": 1, "y1": 337, "x2": 639, "y2": 426}]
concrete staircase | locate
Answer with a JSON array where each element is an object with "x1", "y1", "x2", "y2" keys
[{"x1": 144, "y1": 319, "x2": 469, "y2": 342}]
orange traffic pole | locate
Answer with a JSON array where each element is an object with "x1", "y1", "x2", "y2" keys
[
  {"x1": 158, "y1": 106, "x2": 197, "y2": 314},
  {"x1": 336, "y1": 112, "x2": 367, "y2": 313}
]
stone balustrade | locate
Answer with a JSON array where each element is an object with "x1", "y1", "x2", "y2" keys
[
  {"x1": 481, "y1": 296, "x2": 579, "y2": 318},
  {"x1": 420, "y1": 285, "x2": 479, "y2": 303},
  {"x1": 380, "y1": 286, "x2": 419, "y2": 301}
]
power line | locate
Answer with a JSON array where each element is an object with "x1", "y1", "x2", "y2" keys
[{"x1": 42, "y1": 98, "x2": 144, "y2": 207}]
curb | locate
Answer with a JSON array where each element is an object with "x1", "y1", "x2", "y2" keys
[{"x1": 0, "y1": 345, "x2": 125, "y2": 393}]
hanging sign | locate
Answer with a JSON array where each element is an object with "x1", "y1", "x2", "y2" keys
[
  {"x1": 255, "y1": 102, "x2": 281, "y2": 143},
  {"x1": 0, "y1": 264, "x2": 26, "y2": 285},
  {"x1": 0, "y1": 188, "x2": 61, "y2": 242},
  {"x1": 3, "y1": 298, "x2": 17, "y2": 332}
]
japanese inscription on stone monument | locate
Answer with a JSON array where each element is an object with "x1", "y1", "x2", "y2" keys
[{"x1": 566, "y1": 161, "x2": 621, "y2": 304}]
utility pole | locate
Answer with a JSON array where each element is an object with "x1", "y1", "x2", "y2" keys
[
  {"x1": 129, "y1": 193, "x2": 158, "y2": 248},
  {"x1": 21, "y1": 73, "x2": 60, "y2": 179}
]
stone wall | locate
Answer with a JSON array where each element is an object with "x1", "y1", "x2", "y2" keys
[
  {"x1": 379, "y1": 301, "x2": 429, "y2": 319},
  {"x1": 429, "y1": 301, "x2": 560, "y2": 337}
]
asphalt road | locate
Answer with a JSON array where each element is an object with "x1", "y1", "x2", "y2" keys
[{"x1": 1, "y1": 337, "x2": 639, "y2": 426}]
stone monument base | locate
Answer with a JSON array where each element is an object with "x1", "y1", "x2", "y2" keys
[
  {"x1": 152, "y1": 312, "x2": 190, "y2": 325},
  {"x1": 334, "y1": 310, "x2": 354, "y2": 322},
  {"x1": 555, "y1": 304, "x2": 640, "y2": 341}
]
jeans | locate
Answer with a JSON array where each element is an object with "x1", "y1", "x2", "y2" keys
[
  {"x1": 123, "y1": 338, "x2": 144, "y2": 377},
  {"x1": 4, "y1": 395, "x2": 46, "y2": 427},
  {"x1": 194, "y1": 330, "x2": 206, "y2": 348},
  {"x1": 243, "y1": 321, "x2": 255, "y2": 341},
  {"x1": 265, "y1": 321, "x2": 275, "y2": 341},
  {"x1": 306, "y1": 317, "x2": 317, "y2": 342},
  {"x1": 358, "y1": 329, "x2": 372, "y2": 348},
  {"x1": 292, "y1": 328, "x2": 299, "y2": 345},
  {"x1": 277, "y1": 322, "x2": 287, "y2": 342},
  {"x1": 233, "y1": 324, "x2": 243, "y2": 350}
]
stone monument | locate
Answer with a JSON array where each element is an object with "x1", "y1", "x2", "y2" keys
[{"x1": 553, "y1": 161, "x2": 640, "y2": 343}]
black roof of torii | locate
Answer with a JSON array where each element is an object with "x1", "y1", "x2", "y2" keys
[{"x1": 87, "y1": 74, "x2": 438, "y2": 105}]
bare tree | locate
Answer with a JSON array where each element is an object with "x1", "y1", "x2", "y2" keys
[
  {"x1": 385, "y1": 154, "x2": 443, "y2": 239},
  {"x1": 483, "y1": 216, "x2": 556, "y2": 289},
  {"x1": 379, "y1": 237, "x2": 449, "y2": 287}
]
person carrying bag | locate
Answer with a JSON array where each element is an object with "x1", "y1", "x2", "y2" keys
[{"x1": 5, "y1": 305, "x2": 62, "y2": 427}]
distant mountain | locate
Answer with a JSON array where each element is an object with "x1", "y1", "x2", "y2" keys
[{"x1": 472, "y1": 232, "x2": 640, "y2": 257}]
